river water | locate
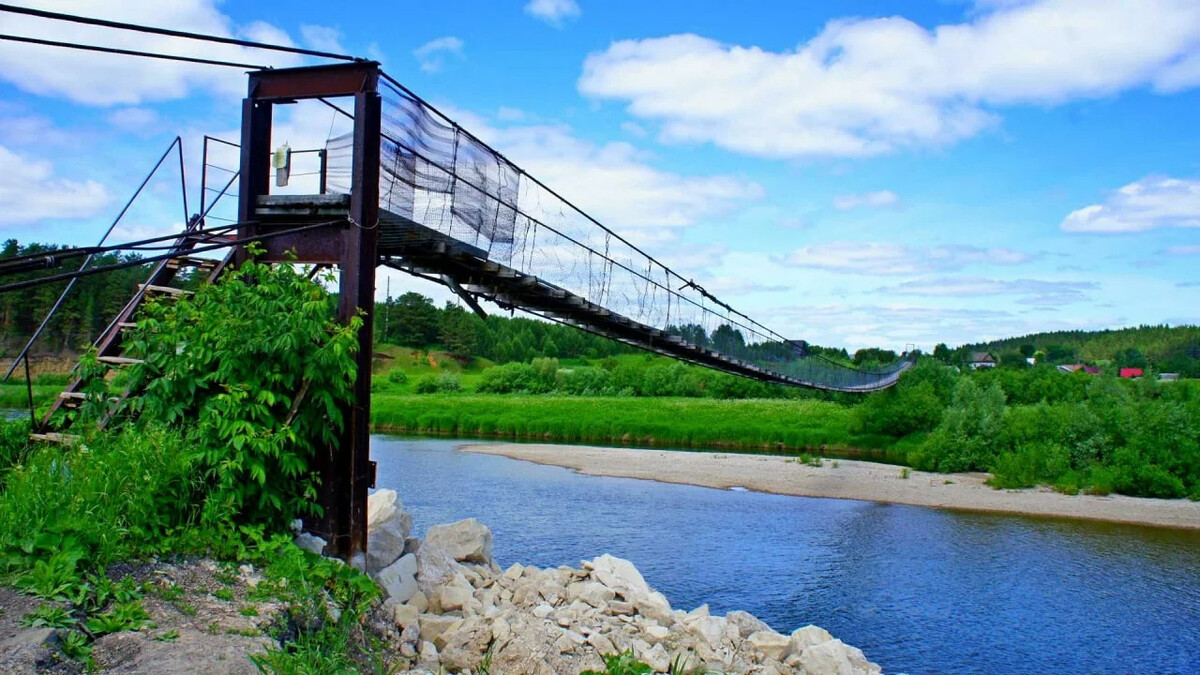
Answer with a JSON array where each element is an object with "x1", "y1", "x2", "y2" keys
[{"x1": 374, "y1": 436, "x2": 1200, "y2": 674}]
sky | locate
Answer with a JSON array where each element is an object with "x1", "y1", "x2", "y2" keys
[{"x1": 0, "y1": 0, "x2": 1198, "y2": 352}]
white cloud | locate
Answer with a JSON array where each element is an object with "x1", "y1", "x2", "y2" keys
[
  {"x1": 578, "y1": 0, "x2": 1200, "y2": 158},
  {"x1": 525, "y1": 0, "x2": 581, "y2": 27},
  {"x1": 413, "y1": 37, "x2": 465, "y2": 73},
  {"x1": 0, "y1": 0, "x2": 307, "y2": 106},
  {"x1": 879, "y1": 276, "x2": 1098, "y2": 305},
  {"x1": 107, "y1": 107, "x2": 161, "y2": 133},
  {"x1": 833, "y1": 190, "x2": 899, "y2": 211},
  {"x1": 1061, "y1": 176, "x2": 1200, "y2": 233},
  {"x1": 0, "y1": 144, "x2": 110, "y2": 225},
  {"x1": 781, "y1": 242, "x2": 1032, "y2": 275},
  {"x1": 300, "y1": 25, "x2": 346, "y2": 55},
  {"x1": 1166, "y1": 244, "x2": 1200, "y2": 255},
  {"x1": 450, "y1": 112, "x2": 763, "y2": 236}
]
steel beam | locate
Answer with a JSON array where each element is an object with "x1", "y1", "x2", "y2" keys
[{"x1": 235, "y1": 62, "x2": 381, "y2": 563}]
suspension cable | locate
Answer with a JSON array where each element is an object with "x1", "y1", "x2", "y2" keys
[{"x1": 0, "y1": 3, "x2": 360, "y2": 62}]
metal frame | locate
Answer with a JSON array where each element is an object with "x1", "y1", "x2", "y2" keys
[{"x1": 236, "y1": 61, "x2": 381, "y2": 562}]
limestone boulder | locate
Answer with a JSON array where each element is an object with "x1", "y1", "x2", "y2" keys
[
  {"x1": 567, "y1": 580, "x2": 615, "y2": 608},
  {"x1": 374, "y1": 553, "x2": 418, "y2": 604},
  {"x1": 366, "y1": 489, "x2": 413, "y2": 573},
  {"x1": 634, "y1": 591, "x2": 674, "y2": 626},
  {"x1": 584, "y1": 554, "x2": 651, "y2": 602},
  {"x1": 414, "y1": 540, "x2": 469, "y2": 599},
  {"x1": 796, "y1": 637, "x2": 882, "y2": 675},
  {"x1": 788, "y1": 624, "x2": 834, "y2": 657},
  {"x1": 727, "y1": 609, "x2": 772, "y2": 638},
  {"x1": 424, "y1": 518, "x2": 493, "y2": 564},
  {"x1": 746, "y1": 630, "x2": 791, "y2": 661}
]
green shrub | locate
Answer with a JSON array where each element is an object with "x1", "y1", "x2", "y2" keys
[
  {"x1": 913, "y1": 378, "x2": 1006, "y2": 472},
  {"x1": 386, "y1": 369, "x2": 409, "y2": 385},
  {"x1": 100, "y1": 250, "x2": 360, "y2": 530},
  {"x1": 0, "y1": 425, "x2": 201, "y2": 578},
  {"x1": 415, "y1": 373, "x2": 462, "y2": 394}
]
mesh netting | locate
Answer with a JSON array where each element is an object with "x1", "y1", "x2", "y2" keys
[{"x1": 327, "y1": 76, "x2": 912, "y2": 392}]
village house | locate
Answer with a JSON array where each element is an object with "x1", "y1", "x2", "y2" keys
[{"x1": 968, "y1": 351, "x2": 997, "y2": 369}]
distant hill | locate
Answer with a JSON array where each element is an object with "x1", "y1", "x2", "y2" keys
[{"x1": 947, "y1": 324, "x2": 1200, "y2": 375}]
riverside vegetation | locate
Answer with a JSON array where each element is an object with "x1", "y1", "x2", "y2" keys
[{"x1": 0, "y1": 255, "x2": 879, "y2": 673}]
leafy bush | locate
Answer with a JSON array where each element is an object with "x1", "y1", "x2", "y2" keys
[
  {"x1": 386, "y1": 369, "x2": 408, "y2": 385},
  {"x1": 911, "y1": 378, "x2": 1006, "y2": 472},
  {"x1": 415, "y1": 373, "x2": 462, "y2": 394},
  {"x1": 93, "y1": 251, "x2": 360, "y2": 529}
]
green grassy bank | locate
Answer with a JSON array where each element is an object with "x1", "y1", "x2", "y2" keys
[{"x1": 371, "y1": 393, "x2": 914, "y2": 459}]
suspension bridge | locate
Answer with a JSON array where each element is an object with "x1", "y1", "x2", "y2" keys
[{"x1": 0, "y1": 7, "x2": 913, "y2": 561}]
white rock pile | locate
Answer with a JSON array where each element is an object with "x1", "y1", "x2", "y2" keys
[{"x1": 340, "y1": 490, "x2": 882, "y2": 674}]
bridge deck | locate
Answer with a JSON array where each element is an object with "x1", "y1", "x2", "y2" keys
[{"x1": 256, "y1": 194, "x2": 905, "y2": 392}]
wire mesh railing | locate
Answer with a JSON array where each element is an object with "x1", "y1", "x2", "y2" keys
[{"x1": 324, "y1": 72, "x2": 913, "y2": 392}]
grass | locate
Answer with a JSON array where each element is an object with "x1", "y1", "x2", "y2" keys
[
  {"x1": 372, "y1": 393, "x2": 902, "y2": 454},
  {"x1": 0, "y1": 383, "x2": 59, "y2": 409},
  {"x1": 370, "y1": 345, "x2": 493, "y2": 394}
]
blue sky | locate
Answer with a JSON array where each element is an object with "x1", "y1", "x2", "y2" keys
[{"x1": 0, "y1": 0, "x2": 1197, "y2": 351}]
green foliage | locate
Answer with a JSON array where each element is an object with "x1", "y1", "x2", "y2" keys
[
  {"x1": 385, "y1": 368, "x2": 408, "y2": 385},
  {"x1": 59, "y1": 630, "x2": 92, "y2": 660},
  {"x1": 0, "y1": 239, "x2": 157, "y2": 354},
  {"x1": 85, "y1": 599, "x2": 151, "y2": 636},
  {"x1": 372, "y1": 394, "x2": 894, "y2": 454},
  {"x1": 415, "y1": 373, "x2": 463, "y2": 394},
  {"x1": 105, "y1": 251, "x2": 360, "y2": 529},
  {"x1": 0, "y1": 418, "x2": 32, "y2": 488},
  {"x1": 246, "y1": 533, "x2": 383, "y2": 674},
  {"x1": 582, "y1": 649, "x2": 653, "y2": 675},
  {"x1": 854, "y1": 360, "x2": 955, "y2": 437},
  {"x1": 913, "y1": 378, "x2": 1007, "y2": 472},
  {"x1": 21, "y1": 604, "x2": 75, "y2": 628}
]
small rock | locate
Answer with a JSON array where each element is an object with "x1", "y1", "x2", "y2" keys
[
  {"x1": 294, "y1": 532, "x2": 326, "y2": 556},
  {"x1": 418, "y1": 614, "x2": 461, "y2": 647},
  {"x1": 532, "y1": 603, "x2": 555, "y2": 619},
  {"x1": 392, "y1": 603, "x2": 420, "y2": 629},
  {"x1": 374, "y1": 553, "x2": 418, "y2": 603},
  {"x1": 643, "y1": 643, "x2": 671, "y2": 672}
]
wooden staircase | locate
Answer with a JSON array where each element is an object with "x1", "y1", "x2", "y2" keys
[{"x1": 36, "y1": 225, "x2": 234, "y2": 439}]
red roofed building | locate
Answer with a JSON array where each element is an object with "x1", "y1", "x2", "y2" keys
[{"x1": 1120, "y1": 368, "x2": 1144, "y2": 379}]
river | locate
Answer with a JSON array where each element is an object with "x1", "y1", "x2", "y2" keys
[{"x1": 373, "y1": 436, "x2": 1200, "y2": 674}]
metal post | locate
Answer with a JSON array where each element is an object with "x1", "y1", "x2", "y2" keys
[
  {"x1": 24, "y1": 355, "x2": 34, "y2": 428},
  {"x1": 235, "y1": 99, "x2": 273, "y2": 268},
  {"x1": 331, "y1": 85, "x2": 381, "y2": 563},
  {"x1": 318, "y1": 149, "x2": 328, "y2": 195}
]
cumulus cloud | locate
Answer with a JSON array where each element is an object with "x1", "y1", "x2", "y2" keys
[
  {"x1": 1062, "y1": 176, "x2": 1200, "y2": 233},
  {"x1": 781, "y1": 242, "x2": 1032, "y2": 275},
  {"x1": 0, "y1": 144, "x2": 110, "y2": 225},
  {"x1": 300, "y1": 25, "x2": 346, "y2": 54},
  {"x1": 578, "y1": 0, "x2": 1200, "y2": 158},
  {"x1": 833, "y1": 190, "x2": 899, "y2": 211},
  {"x1": 413, "y1": 37, "x2": 465, "y2": 73},
  {"x1": 0, "y1": 0, "x2": 311, "y2": 106},
  {"x1": 878, "y1": 276, "x2": 1098, "y2": 305},
  {"x1": 525, "y1": 0, "x2": 581, "y2": 27},
  {"x1": 450, "y1": 112, "x2": 763, "y2": 237}
]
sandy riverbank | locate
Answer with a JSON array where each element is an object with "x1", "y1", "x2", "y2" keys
[{"x1": 462, "y1": 443, "x2": 1200, "y2": 530}]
